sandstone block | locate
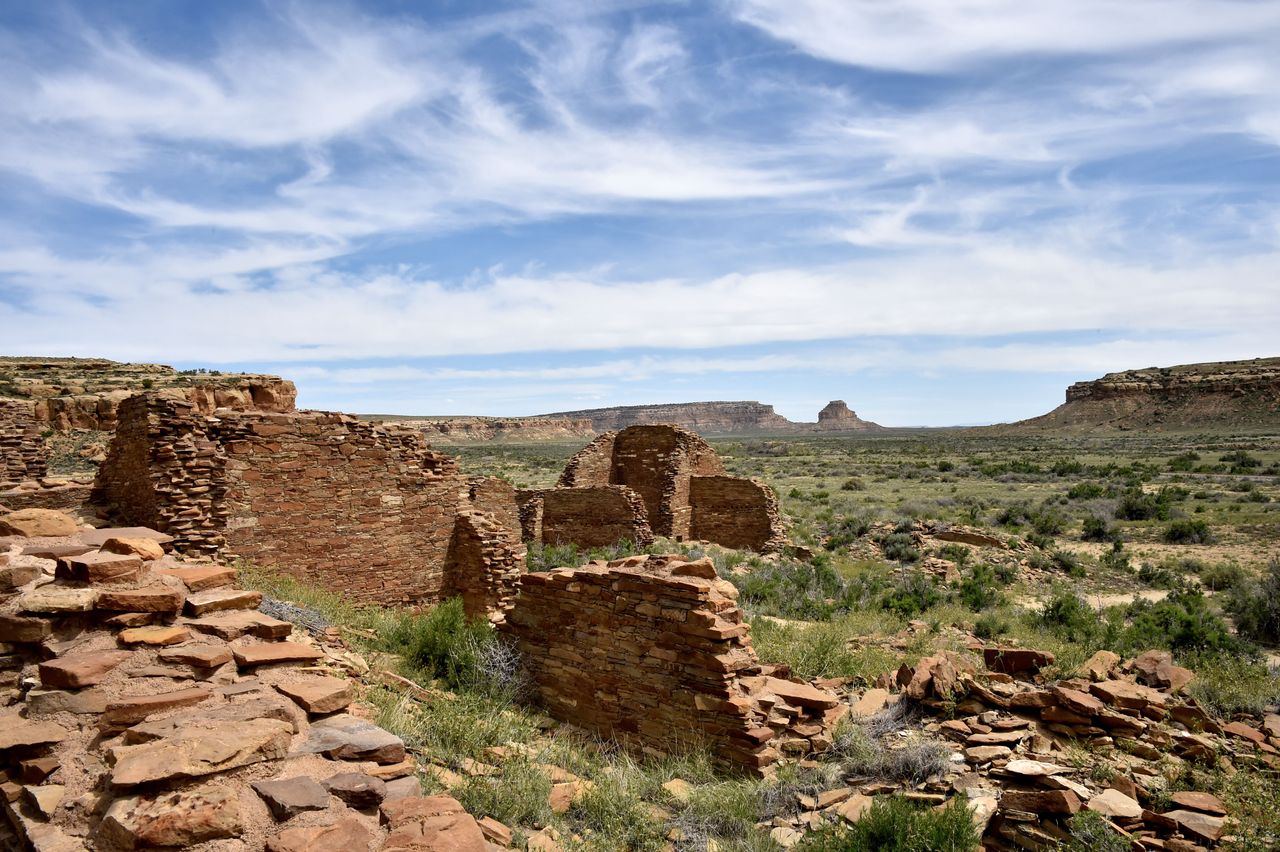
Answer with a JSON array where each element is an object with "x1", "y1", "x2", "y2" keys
[
  {"x1": 38, "y1": 649, "x2": 132, "y2": 688},
  {"x1": 110, "y1": 717, "x2": 292, "y2": 785},
  {"x1": 158, "y1": 644, "x2": 233, "y2": 669},
  {"x1": 184, "y1": 587, "x2": 262, "y2": 615},
  {"x1": 380, "y1": 795, "x2": 487, "y2": 852},
  {"x1": 275, "y1": 676, "x2": 355, "y2": 714},
  {"x1": 103, "y1": 686, "x2": 210, "y2": 725},
  {"x1": 153, "y1": 564, "x2": 237, "y2": 591},
  {"x1": 0, "y1": 614, "x2": 52, "y2": 642},
  {"x1": 252, "y1": 776, "x2": 331, "y2": 821},
  {"x1": 1087, "y1": 788, "x2": 1142, "y2": 819},
  {"x1": 302, "y1": 714, "x2": 406, "y2": 764},
  {"x1": 101, "y1": 537, "x2": 165, "y2": 561},
  {"x1": 20, "y1": 586, "x2": 97, "y2": 614},
  {"x1": 118, "y1": 625, "x2": 190, "y2": 646},
  {"x1": 0, "y1": 561, "x2": 42, "y2": 590},
  {"x1": 1002, "y1": 790, "x2": 1080, "y2": 815},
  {"x1": 0, "y1": 509, "x2": 79, "y2": 537},
  {"x1": 0, "y1": 718, "x2": 66, "y2": 751},
  {"x1": 232, "y1": 641, "x2": 323, "y2": 667},
  {"x1": 984, "y1": 647, "x2": 1055, "y2": 676},
  {"x1": 1081, "y1": 650, "x2": 1121, "y2": 681},
  {"x1": 96, "y1": 585, "x2": 185, "y2": 613},
  {"x1": 55, "y1": 551, "x2": 141, "y2": 584},
  {"x1": 188, "y1": 611, "x2": 292, "y2": 640},
  {"x1": 266, "y1": 816, "x2": 373, "y2": 852},
  {"x1": 1169, "y1": 791, "x2": 1226, "y2": 816},
  {"x1": 26, "y1": 687, "x2": 109, "y2": 715},
  {"x1": 325, "y1": 772, "x2": 387, "y2": 809},
  {"x1": 79, "y1": 526, "x2": 173, "y2": 547},
  {"x1": 101, "y1": 785, "x2": 241, "y2": 848}
]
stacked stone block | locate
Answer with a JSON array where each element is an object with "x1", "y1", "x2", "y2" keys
[
  {"x1": 503, "y1": 554, "x2": 837, "y2": 772},
  {"x1": 0, "y1": 401, "x2": 48, "y2": 484},
  {"x1": 518, "y1": 485, "x2": 654, "y2": 549},
  {"x1": 689, "y1": 476, "x2": 788, "y2": 553}
]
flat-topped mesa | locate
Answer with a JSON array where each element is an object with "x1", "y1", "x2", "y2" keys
[
  {"x1": 537, "y1": 399, "x2": 883, "y2": 436},
  {"x1": 502, "y1": 553, "x2": 839, "y2": 773},
  {"x1": 522, "y1": 424, "x2": 788, "y2": 553},
  {"x1": 382, "y1": 415, "x2": 595, "y2": 443},
  {"x1": 997, "y1": 357, "x2": 1280, "y2": 432},
  {"x1": 0, "y1": 356, "x2": 296, "y2": 431},
  {"x1": 91, "y1": 394, "x2": 523, "y2": 617}
]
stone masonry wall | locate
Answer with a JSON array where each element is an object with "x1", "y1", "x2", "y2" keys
[
  {"x1": 0, "y1": 400, "x2": 49, "y2": 483},
  {"x1": 689, "y1": 476, "x2": 788, "y2": 553},
  {"x1": 93, "y1": 395, "x2": 524, "y2": 612},
  {"x1": 522, "y1": 486, "x2": 654, "y2": 549},
  {"x1": 503, "y1": 554, "x2": 838, "y2": 772}
]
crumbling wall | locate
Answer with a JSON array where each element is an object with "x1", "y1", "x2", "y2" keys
[
  {"x1": 690, "y1": 476, "x2": 787, "y2": 553},
  {"x1": 0, "y1": 400, "x2": 49, "y2": 483},
  {"x1": 523, "y1": 486, "x2": 653, "y2": 549},
  {"x1": 93, "y1": 395, "x2": 523, "y2": 613},
  {"x1": 557, "y1": 432, "x2": 617, "y2": 488},
  {"x1": 444, "y1": 511, "x2": 525, "y2": 622},
  {"x1": 503, "y1": 554, "x2": 837, "y2": 772}
]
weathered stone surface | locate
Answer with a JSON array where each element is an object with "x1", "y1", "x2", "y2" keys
[
  {"x1": 55, "y1": 550, "x2": 142, "y2": 584},
  {"x1": 101, "y1": 537, "x2": 165, "y2": 561},
  {"x1": 79, "y1": 526, "x2": 175, "y2": 547},
  {"x1": 964, "y1": 745, "x2": 1012, "y2": 762},
  {"x1": 1081, "y1": 650, "x2": 1121, "y2": 680},
  {"x1": 763, "y1": 676, "x2": 839, "y2": 711},
  {"x1": 1090, "y1": 679, "x2": 1166, "y2": 711},
  {"x1": 110, "y1": 717, "x2": 292, "y2": 785},
  {"x1": 153, "y1": 564, "x2": 237, "y2": 591},
  {"x1": 188, "y1": 611, "x2": 292, "y2": 640},
  {"x1": 0, "y1": 561, "x2": 42, "y2": 590},
  {"x1": 301, "y1": 715, "x2": 406, "y2": 764},
  {"x1": 232, "y1": 641, "x2": 324, "y2": 667},
  {"x1": 835, "y1": 793, "x2": 873, "y2": 823},
  {"x1": 102, "y1": 687, "x2": 211, "y2": 725},
  {"x1": 0, "y1": 509, "x2": 78, "y2": 537},
  {"x1": 24, "y1": 784, "x2": 64, "y2": 818},
  {"x1": 983, "y1": 647, "x2": 1054, "y2": 675},
  {"x1": 266, "y1": 816, "x2": 374, "y2": 852},
  {"x1": 325, "y1": 771, "x2": 387, "y2": 809},
  {"x1": 96, "y1": 585, "x2": 185, "y2": 613},
  {"x1": 380, "y1": 796, "x2": 487, "y2": 852},
  {"x1": 38, "y1": 649, "x2": 132, "y2": 688},
  {"x1": 252, "y1": 776, "x2": 331, "y2": 821},
  {"x1": 184, "y1": 588, "x2": 262, "y2": 615},
  {"x1": 275, "y1": 676, "x2": 355, "y2": 714},
  {"x1": 0, "y1": 614, "x2": 53, "y2": 642},
  {"x1": 158, "y1": 644, "x2": 233, "y2": 668},
  {"x1": 124, "y1": 697, "x2": 298, "y2": 743},
  {"x1": 1001, "y1": 790, "x2": 1081, "y2": 815},
  {"x1": 1087, "y1": 788, "x2": 1143, "y2": 818},
  {"x1": 26, "y1": 687, "x2": 109, "y2": 715},
  {"x1": 20, "y1": 586, "x2": 97, "y2": 614},
  {"x1": 1004, "y1": 759, "x2": 1068, "y2": 777},
  {"x1": 1052, "y1": 686, "x2": 1104, "y2": 716},
  {"x1": 1169, "y1": 791, "x2": 1226, "y2": 815},
  {"x1": 1163, "y1": 809, "x2": 1226, "y2": 842},
  {"x1": 100, "y1": 785, "x2": 242, "y2": 847},
  {"x1": 0, "y1": 718, "x2": 66, "y2": 751},
  {"x1": 118, "y1": 625, "x2": 190, "y2": 646}
]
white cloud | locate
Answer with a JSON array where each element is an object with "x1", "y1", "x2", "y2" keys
[{"x1": 728, "y1": 0, "x2": 1280, "y2": 74}]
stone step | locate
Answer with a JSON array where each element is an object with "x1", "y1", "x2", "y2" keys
[
  {"x1": 154, "y1": 564, "x2": 237, "y2": 592},
  {"x1": 232, "y1": 642, "x2": 324, "y2": 668},
  {"x1": 187, "y1": 611, "x2": 292, "y2": 641},
  {"x1": 184, "y1": 588, "x2": 263, "y2": 616}
]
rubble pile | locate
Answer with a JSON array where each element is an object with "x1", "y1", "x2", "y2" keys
[{"x1": 0, "y1": 511, "x2": 501, "y2": 852}]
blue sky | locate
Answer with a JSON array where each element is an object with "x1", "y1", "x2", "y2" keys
[{"x1": 1, "y1": 1, "x2": 1278, "y2": 425}]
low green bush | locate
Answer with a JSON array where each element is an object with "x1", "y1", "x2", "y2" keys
[
  {"x1": 382, "y1": 597, "x2": 521, "y2": 696},
  {"x1": 1225, "y1": 559, "x2": 1280, "y2": 643},
  {"x1": 1164, "y1": 519, "x2": 1215, "y2": 545},
  {"x1": 796, "y1": 796, "x2": 978, "y2": 851}
]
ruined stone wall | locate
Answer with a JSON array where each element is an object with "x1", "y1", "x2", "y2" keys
[
  {"x1": 0, "y1": 400, "x2": 49, "y2": 483},
  {"x1": 444, "y1": 511, "x2": 525, "y2": 622},
  {"x1": 689, "y1": 476, "x2": 787, "y2": 553},
  {"x1": 523, "y1": 486, "x2": 653, "y2": 548},
  {"x1": 557, "y1": 433, "x2": 617, "y2": 489},
  {"x1": 93, "y1": 395, "x2": 523, "y2": 612},
  {"x1": 503, "y1": 556, "x2": 781, "y2": 770}
]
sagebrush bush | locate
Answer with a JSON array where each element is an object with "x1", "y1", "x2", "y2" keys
[
  {"x1": 1081, "y1": 514, "x2": 1115, "y2": 542},
  {"x1": 796, "y1": 796, "x2": 978, "y2": 851},
  {"x1": 382, "y1": 597, "x2": 524, "y2": 696},
  {"x1": 1225, "y1": 559, "x2": 1280, "y2": 643},
  {"x1": 1115, "y1": 487, "x2": 1173, "y2": 521},
  {"x1": 1164, "y1": 518, "x2": 1215, "y2": 544}
]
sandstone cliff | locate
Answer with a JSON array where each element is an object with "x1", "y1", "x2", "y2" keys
[
  {"x1": 540, "y1": 400, "x2": 883, "y2": 436},
  {"x1": 378, "y1": 415, "x2": 595, "y2": 443},
  {"x1": 995, "y1": 357, "x2": 1280, "y2": 432},
  {"x1": 0, "y1": 357, "x2": 296, "y2": 430}
]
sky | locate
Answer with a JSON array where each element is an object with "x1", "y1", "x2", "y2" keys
[{"x1": 1, "y1": 1, "x2": 1278, "y2": 426}]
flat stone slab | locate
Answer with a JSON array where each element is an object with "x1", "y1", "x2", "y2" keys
[
  {"x1": 188, "y1": 611, "x2": 292, "y2": 640},
  {"x1": 20, "y1": 587, "x2": 98, "y2": 614},
  {"x1": 79, "y1": 527, "x2": 174, "y2": 547},
  {"x1": 110, "y1": 717, "x2": 292, "y2": 785},
  {"x1": 118, "y1": 625, "x2": 191, "y2": 646},
  {"x1": 55, "y1": 551, "x2": 142, "y2": 584},
  {"x1": 102, "y1": 687, "x2": 211, "y2": 725},
  {"x1": 185, "y1": 588, "x2": 263, "y2": 616},
  {"x1": 26, "y1": 687, "x2": 109, "y2": 716},
  {"x1": 1169, "y1": 791, "x2": 1226, "y2": 816},
  {"x1": 232, "y1": 642, "x2": 323, "y2": 668},
  {"x1": 159, "y1": 644, "x2": 233, "y2": 669},
  {"x1": 325, "y1": 771, "x2": 387, "y2": 809},
  {"x1": 101, "y1": 786, "x2": 242, "y2": 848},
  {"x1": 0, "y1": 718, "x2": 67, "y2": 751},
  {"x1": 0, "y1": 614, "x2": 52, "y2": 642},
  {"x1": 252, "y1": 776, "x2": 331, "y2": 821},
  {"x1": 275, "y1": 676, "x2": 355, "y2": 714},
  {"x1": 1087, "y1": 788, "x2": 1142, "y2": 819},
  {"x1": 300, "y1": 714, "x2": 406, "y2": 764},
  {"x1": 154, "y1": 564, "x2": 237, "y2": 592},
  {"x1": 125, "y1": 697, "x2": 299, "y2": 743},
  {"x1": 38, "y1": 650, "x2": 133, "y2": 688},
  {"x1": 96, "y1": 585, "x2": 186, "y2": 613},
  {"x1": 761, "y1": 676, "x2": 839, "y2": 710},
  {"x1": 266, "y1": 816, "x2": 373, "y2": 852},
  {"x1": 21, "y1": 543, "x2": 94, "y2": 560}
]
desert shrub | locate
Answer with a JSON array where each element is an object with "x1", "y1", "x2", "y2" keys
[
  {"x1": 1099, "y1": 542, "x2": 1131, "y2": 573},
  {"x1": 454, "y1": 760, "x2": 552, "y2": 828},
  {"x1": 1115, "y1": 487, "x2": 1173, "y2": 521},
  {"x1": 568, "y1": 771, "x2": 665, "y2": 851},
  {"x1": 1221, "y1": 450, "x2": 1263, "y2": 473},
  {"x1": 383, "y1": 598, "x2": 523, "y2": 696},
  {"x1": 880, "y1": 532, "x2": 922, "y2": 564},
  {"x1": 1052, "y1": 458, "x2": 1086, "y2": 476},
  {"x1": 1061, "y1": 810, "x2": 1129, "y2": 852},
  {"x1": 840, "y1": 477, "x2": 866, "y2": 491},
  {"x1": 973, "y1": 612, "x2": 1010, "y2": 640},
  {"x1": 822, "y1": 513, "x2": 874, "y2": 550},
  {"x1": 525, "y1": 541, "x2": 584, "y2": 572},
  {"x1": 1185, "y1": 652, "x2": 1280, "y2": 717},
  {"x1": 1081, "y1": 514, "x2": 1116, "y2": 542},
  {"x1": 1123, "y1": 590, "x2": 1238, "y2": 654},
  {"x1": 1038, "y1": 589, "x2": 1111, "y2": 646},
  {"x1": 994, "y1": 503, "x2": 1032, "y2": 528},
  {"x1": 1024, "y1": 531, "x2": 1053, "y2": 550},
  {"x1": 735, "y1": 555, "x2": 875, "y2": 620},
  {"x1": 1198, "y1": 561, "x2": 1245, "y2": 592},
  {"x1": 938, "y1": 543, "x2": 971, "y2": 566},
  {"x1": 936, "y1": 460, "x2": 955, "y2": 472},
  {"x1": 1163, "y1": 519, "x2": 1215, "y2": 545},
  {"x1": 879, "y1": 571, "x2": 942, "y2": 618},
  {"x1": 1225, "y1": 559, "x2": 1280, "y2": 643},
  {"x1": 796, "y1": 796, "x2": 978, "y2": 851},
  {"x1": 956, "y1": 564, "x2": 1003, "y2": 612},
  {"x1": 1031, "y1": 507, "x2": 1067, "y2": 536},
  {"x1": 1137, "y1": 562, "x2": 1180, "y2": 589},
  {"x1": 1052, "y1": 549, "x2": 1087, "y2": 578},
  {"x1": 993, "y1": 562, "x2": 1018, "y2": 583},
  {"x1": 1167, "y1": 452, "x2": 1201, "y2": 472},
  {"x1": 1067, "y1": 481, "x2": 1108, "y2": 500}
]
